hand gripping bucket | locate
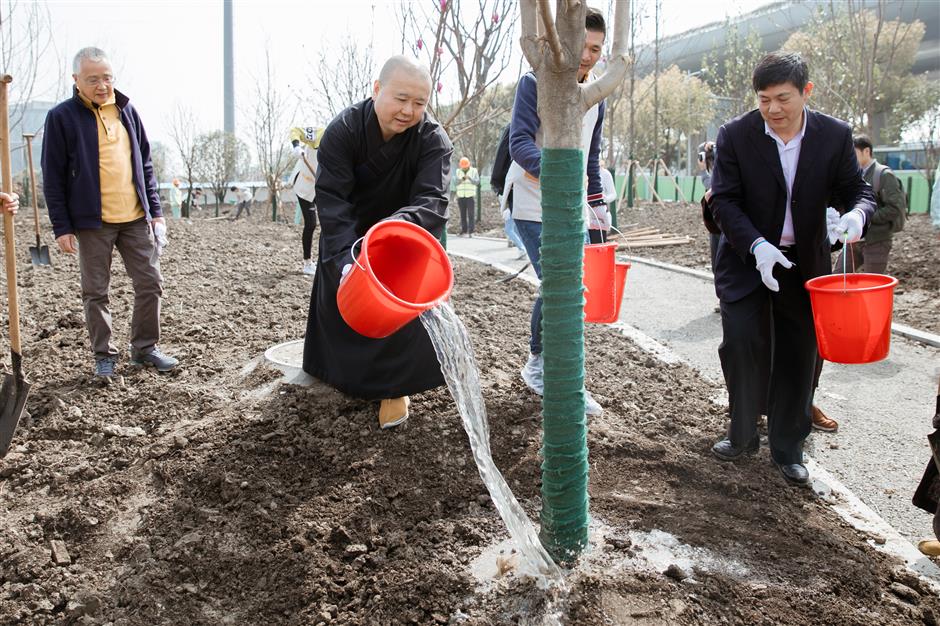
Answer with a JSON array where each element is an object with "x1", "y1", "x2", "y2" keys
[
  {"x1": 804, "y1": 273, "x2": 898, "y2": 364},
  {"x1": 337, "y1": 220, "x2": 453, "y2": 338},
  {"x1": 583, "y1": 243, "x2": 630, "y2": 324}
]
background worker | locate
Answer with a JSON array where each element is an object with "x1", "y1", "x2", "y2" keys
[
  {"x1": 455, "y1": 156, "x2": 478, "y2": 237},
  {"x1": 169, "y1": 178, "x2": 182, "y2": 219},
  {"x1": 289, "y1": 126, "x2": 324, "y2": 275},
  {"x1": 231, "y1": 186, "x2": 253, "y2": 220},
  {"x1": 834, "y1": 134, "x2": 906, "y2": 275}
]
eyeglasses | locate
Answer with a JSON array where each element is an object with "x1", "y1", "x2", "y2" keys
[{"x1": 83, "y1": 75, "x2": 115, "y2": 87}]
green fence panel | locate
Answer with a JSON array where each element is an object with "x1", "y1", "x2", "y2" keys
[
  {"x1": 678, "y1": 176, "x2": 696, "y2": 202},
  {"x1": 656, "y1": 176, "x2": 678, "y2": 201},
  {"x1": 894, "y1": 171, "x2": 928, "y2": 213}
]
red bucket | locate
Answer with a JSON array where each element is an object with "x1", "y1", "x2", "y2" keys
[
  {"x1": 804, "y1": 273, "x2": 898, "y2": 364},
  {"x1": 583, "y1": 243, "x2": 628, "y2": 324},
  {"x1": 337, "y1": 220, "x2": 453, "y2": 338}
]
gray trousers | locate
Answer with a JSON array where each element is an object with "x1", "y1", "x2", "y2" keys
[
  {"x1": 77, "y1": 218, "x2": 162, "y2": 358},
  {"x1": 834, "y1": 239, "x2": 892, "y2": 275}
]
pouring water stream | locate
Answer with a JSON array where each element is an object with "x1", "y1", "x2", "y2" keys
[{"x1": 420, "y1": 303, "x2": 565, "y2": 587}]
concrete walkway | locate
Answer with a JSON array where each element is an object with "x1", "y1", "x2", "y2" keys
[{"x1": 448, "y1": 235, "x2": 940, "y2": 548}]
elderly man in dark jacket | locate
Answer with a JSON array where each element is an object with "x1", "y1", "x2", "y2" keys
[{"x1": 42, "y1": 47, "x2": 177, "y2": 379}]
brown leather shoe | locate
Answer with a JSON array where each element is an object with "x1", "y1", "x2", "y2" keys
[
  {"x1": 811, "y1": 405, "x2": 838, "y2": 432},
  {"x1": 378, "y1": 397, "x2": 410, "y2": 429}
]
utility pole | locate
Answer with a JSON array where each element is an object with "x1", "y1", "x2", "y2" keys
[
  {"x1": 652, "y1": 0, "x2": 660, "y2": 182},
  {"x1": 223, "y1": 0, "x2": 234, "y2": 136}
]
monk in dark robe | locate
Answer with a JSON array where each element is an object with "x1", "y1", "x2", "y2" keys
[{"x1": 303, "y1": 55, "x2": 452, "y2": 429}]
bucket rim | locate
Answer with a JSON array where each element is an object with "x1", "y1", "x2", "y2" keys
[
  {"x1": 360, "y1": 219, "x2": 454, "y2": 311},
  {"x1": 805, "y1": 272, "x2": 898, "y2": 294},
  {"x1": 584, "y1": 242, "x2": 619, "y2": 251}
]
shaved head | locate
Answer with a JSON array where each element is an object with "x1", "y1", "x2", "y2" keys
[
  {"x1": 372, "y1": 55, "x2": 433, "y2": 141},
  {"x1": 378, "y1": 55, "x2": 431, "y2": 88}
]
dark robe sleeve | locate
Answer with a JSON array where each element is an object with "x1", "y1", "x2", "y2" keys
[
  {"x1": 389, "y1": 126, "x2": 452, "y2": 238},
  {"x1": 314, "y1": 119, "x2": 362, "y2": 273}
]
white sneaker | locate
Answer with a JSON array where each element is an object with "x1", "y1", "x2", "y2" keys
[
  {"x1": 303, "y1": 260, "x2": 316, "y2": 275},
  {"x1": 584, "y1": 389, "x2": 604, "y2": 416},
  {"x1": 520, "y1": 353, "x2": 544, "y2": 396}
]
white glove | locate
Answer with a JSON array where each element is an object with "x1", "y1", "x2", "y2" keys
[
  {"x1": 837, "y1": 209, "x2": 864, "y2": 244},
  {"x1": 341, "y1": 263, "x2": 352, "y2": 277},
  {"x1": 825, "y1": 208, "x2": 841, "y2": 245},
  {"x1": 292, "y1": 144, "x2": 304, "y2": 157},
  {"x1": 752, "y1": 238, "x2": 794, "y2": 292},
  {"x1": 153, "y1": 221, "x2": 168, "y2": 255}
]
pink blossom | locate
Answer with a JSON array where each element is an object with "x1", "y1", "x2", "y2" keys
[
  {"x1": 440, "y1": 0, "x2": 447, "y2": 9},
  {"x1": 437, "y1": 81, "x2": 443, "y2": 93},
  {"x1": 436, "y1": 47, "x2": 443, "y2": 56},
  {"x1": 492, "y1": 11, "x2": 499, "y2": 24},
  {"x1": 416, "y1": 38, "x2": 424, "y2": 50}
]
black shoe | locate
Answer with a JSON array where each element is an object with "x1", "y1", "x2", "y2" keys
[
  {"x1": 711, "y1": 436, "x2": 759, "y2": 462},
  {"x1": 775, "y1": 462, "x2": 810, "y2": 487}
]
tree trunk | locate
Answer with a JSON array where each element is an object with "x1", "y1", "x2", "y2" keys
[{"x1": 520, "y1": 0, "x2": 630, "y2": 563}]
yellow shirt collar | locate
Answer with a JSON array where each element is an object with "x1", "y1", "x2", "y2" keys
[{"x1": 77, "y1": 91, "x2": 117, "y2": 110}]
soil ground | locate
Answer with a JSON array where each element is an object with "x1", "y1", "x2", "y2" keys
[
  {"x1": 0, "y1": 218, "x2": 937, "y2": 624},
  {"x1": 615, "y1": 201, "x2": 940, "y2": 335}
]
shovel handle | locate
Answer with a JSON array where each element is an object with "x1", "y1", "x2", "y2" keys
[
  {"x1": 1, "y1": 75, "x2": 23, "y2": 356},
  {"x1": 22, "y1": 133, "x2": 41, "y2": 240}
]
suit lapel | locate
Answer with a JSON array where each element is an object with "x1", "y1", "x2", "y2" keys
[
  {"x1": 748, "y1": 118, "x2": 787, "y2": 194},
  {"x1": 792, "y1": 110, "x2": 820, "y2": 196}
]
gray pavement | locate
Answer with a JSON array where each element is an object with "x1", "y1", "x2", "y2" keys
[{"x1": 449, "y1": 235, "x2": 940, "y2": 546}]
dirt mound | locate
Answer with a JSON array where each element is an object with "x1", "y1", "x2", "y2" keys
[{"x1": 0, "y1": 220, "x2": 936, "y2": 624}]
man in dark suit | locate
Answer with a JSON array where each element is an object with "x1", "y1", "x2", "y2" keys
[{"x1": 708, "y1": 52, "x2": 876, "y2": 486}]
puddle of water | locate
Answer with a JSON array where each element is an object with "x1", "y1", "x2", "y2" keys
[{"x1": 421, "y1": 304, "x2": 564, "y2": 589}]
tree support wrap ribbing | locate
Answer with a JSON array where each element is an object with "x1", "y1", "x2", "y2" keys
[{"x1": 538, "y1": 147, "x2": 589, "y2": 563}]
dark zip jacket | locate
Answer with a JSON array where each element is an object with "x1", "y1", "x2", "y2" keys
[{"x1": 41, "y1": 87, "x2": 163, "y2": 238}]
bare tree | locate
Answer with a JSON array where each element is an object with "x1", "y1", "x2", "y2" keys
[
  {"x1": 308, "y1": 35, "x2": 375, "y2": 121},
  {"x1": 703, "y1": 18, "x2": 764, "y2": 119},
  {"x1": 519, "y1": 0, "x2": 630, "y2": 562},
  {"x1": 784, "y1": 1, "x2": 925, "y2": 142},
  {"x1": 0, "y1": 0, "x2": 54, "y2": 132},
  {"x1": 167, "y1": 105, "x2": 201, "y2": 218},
  {"x1": 398, "y1": 0, "x2": 519, "y2": 143},
  {"x1": 194, "y1": 130, "x2": 248, "y2": 217},
  {"x1": 250, "y1": 48, "x2": 294, "y2": 221},
  {"x1": 889, "y1": 81, "x2": 940, "y2": 197}
]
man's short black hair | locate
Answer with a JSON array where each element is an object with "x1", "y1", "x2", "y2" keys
[
  {"x1": 853, "y1": 134, "x2": 874, "y2": 154},
  {"x1": 752, "y1": 51, "x2": 809, "y2": 93},
  {"x1": 586, "y1": 7, "x2": 606, "y2": 36}
]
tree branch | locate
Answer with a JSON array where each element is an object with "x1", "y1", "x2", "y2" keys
[{"x1": 538, "y1": 0, "x2": 563, "y2": 67}]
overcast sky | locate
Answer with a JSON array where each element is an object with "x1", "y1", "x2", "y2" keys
[{"x1": 34, "y1": 0, "x2": 775, "y2": 151}]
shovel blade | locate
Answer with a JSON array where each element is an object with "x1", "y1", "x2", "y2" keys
[
  {"x1": 0, "y1": 371, "x2": 31, "y2": 458},
  {"x1": 29, "y1": 245, "x2": 51, "y2": 267}
]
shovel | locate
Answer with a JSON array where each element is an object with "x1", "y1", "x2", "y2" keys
[
  {"x1": 22, "y1": 133, "x2": 50, "y2": 266},
  {"x1": 0, "y1": 74, "x2": 31, "y2": 457}
]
